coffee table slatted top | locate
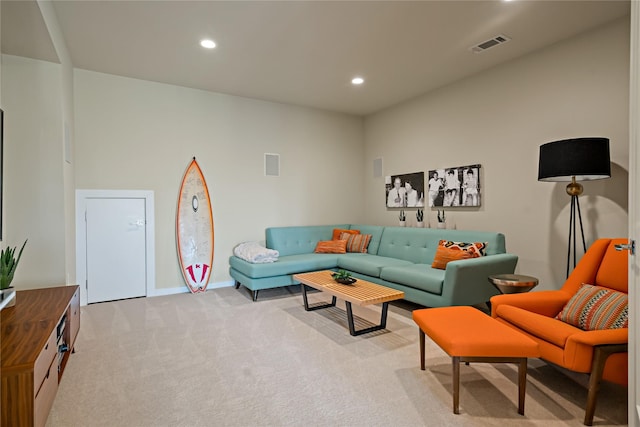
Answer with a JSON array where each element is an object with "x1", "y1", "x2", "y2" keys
[{"x1": 293, "y1": 271, "x2": 404, "y2": 306}]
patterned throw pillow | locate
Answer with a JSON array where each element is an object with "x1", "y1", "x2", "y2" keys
[
  {"x1": 339, "y1": 232, "x2": 372, "y2": 253},
  {"x1": 314, "y1": 239, "x2": 348, "y2": 254},
  {"x1": 438, "y1": 240, "x2": 487, "y2": 257},
  {"x1": 556, "y1": 284, "x2": 628, "y2": 331},
  {"x1": 332, "y1": 228, "x2": 360, "y2": 240},
  {"x1": 431, "y1": 245, "x2": 474, "y2": 269}
]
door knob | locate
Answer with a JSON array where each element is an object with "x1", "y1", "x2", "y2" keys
[{"x1": 614, "y1": 241, "x2": 635, "y2": 255}]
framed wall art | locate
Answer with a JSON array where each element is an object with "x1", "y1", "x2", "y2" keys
[
  {"x1": 427, "y1": 164, "x2": 481, "y2": 207},
  {"x1": 385, "y1": 171, "x2": 425, "y2": 208}
]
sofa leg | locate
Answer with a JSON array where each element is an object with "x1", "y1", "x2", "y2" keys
[
  {"x1": 234, "y1": 280, "x2": 241, "y2": 289},
  {"x1": 584, "y1": 344, "x2": 628, "y2": 426},
  {"x1": 252, "y1": 290, "x2": 259, "y2": 301}
]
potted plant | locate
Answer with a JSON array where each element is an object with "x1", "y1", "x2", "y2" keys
[
  {"x1": 437, "y1": 210, "x2": 446, "y2": 229},
  {"x1": 331, "y1": 269, "x2": 356, "y2": 285},
  {"x1": 398, "y1": 210, "x2": 406, "y2": 227},
  {"x1": 1, "y1": 240, "x2": 27, "y2": 290},
  {"x1": 0, "y1": 240, "x2": 27, "y2": 308},
  {"x1": 416, "y1": 209, "x2": 424, "y2": 228}
]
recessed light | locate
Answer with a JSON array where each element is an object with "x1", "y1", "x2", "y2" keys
[
  {"x1": 351, "y1": 77, "x2": 364, "y2": 85},
  {"x1": 200, "y1": 39, "x2": 216, "y2": 49}
]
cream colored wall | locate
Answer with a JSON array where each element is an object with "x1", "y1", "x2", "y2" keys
[
  {"x1": 37, "y1": 0, "x2": 77, "y2": 286},
  {"x1": 1, "y1": 54, "x2": 66, "y2": 288},
  {"x1": 74, "y1": 70, "x2": 364, "y2": 290},
  {"x1": 363, "y1": 18, "x2": 630, "y2": 290}
]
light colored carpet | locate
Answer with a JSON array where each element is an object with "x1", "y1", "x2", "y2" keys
[{"x1": 47, "y1": 285, "x2": 627, "y2": 427}]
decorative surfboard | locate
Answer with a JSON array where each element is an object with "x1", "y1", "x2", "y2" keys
[{"x1": 176, "y1": 157, "x2": 214, "y2": 293}]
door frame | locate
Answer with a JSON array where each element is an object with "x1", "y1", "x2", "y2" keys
[
  {"x1": 630, "y1": 2, "x2": 640, "y2": 424},
  {"x1": 76, "y1": 189, "x2": 155, "y2": 306}
]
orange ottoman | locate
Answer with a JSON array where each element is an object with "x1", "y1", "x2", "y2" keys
[{"x1": 413, "y1": 306, "x2": 540, "y2": 415}]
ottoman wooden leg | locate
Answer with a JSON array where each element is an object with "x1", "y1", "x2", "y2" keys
[
  {"x1": 518, "y1": 358, "x2": 527, "y2": 415},
  {"x1": 419, "y1": 329, "x2": 425, "y2": 370},
  {"x1": 452, "y1": 356, "x2": 460, "y2": 414}
]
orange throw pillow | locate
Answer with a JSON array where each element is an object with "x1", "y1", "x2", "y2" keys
[
  {"x1": 314, "y1": 239, "x2": 348, "y2": 254},
  {"x1": 339, "y1": 232, "x2": 372, "y2": 253},
  {"x1": 332, "y1": 228, "x2": 360, "y2": 240},
  {"x1": 431, "y1": 245, "x2": 474, "y2": 270}
]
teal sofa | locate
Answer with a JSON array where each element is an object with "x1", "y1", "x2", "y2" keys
[{"x1": 229, "y1": 224, "x2": 518, "y2": 307}]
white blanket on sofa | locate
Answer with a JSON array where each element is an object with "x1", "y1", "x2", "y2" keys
[{"x1": 233, "y1": 241, "x2": 279, "y2": 263}]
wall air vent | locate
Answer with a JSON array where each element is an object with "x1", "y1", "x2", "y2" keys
[
  {"x1": 265, "y1": 153, "x2": 280, "y2": 177},
  {"x1": 470, "y1": 34, "x2": 511, "y2": 53}
]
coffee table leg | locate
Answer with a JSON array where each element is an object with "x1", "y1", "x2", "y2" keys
[
  {"x1": 345, "y1": 301, "x2": 390, "y2": 336},
  {"x1": 301, "y1": 284, "x2": 336, "y2": 311}
]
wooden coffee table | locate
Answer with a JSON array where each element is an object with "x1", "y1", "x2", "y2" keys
[{"x1": 293, "y1": 270, "x2": 404, "y2": 336}]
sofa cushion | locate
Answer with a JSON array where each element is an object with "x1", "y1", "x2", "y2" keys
[
  {"x1": 230, "y1": 253, "x2": 341, "y2": 278},
  {"x1": 376, "y1": 227, "x2": 506, "y2": 264},
  {"x1": 349, "y1": 224, "x2": 385, "y2": 255},
  {"x1": 496, "y1": 304, "x2": 582, "y2": 348},
  {"x1": 266, "y1": 224, "x2": 350, "y2": 256},
  {"x1": 332, "y1": 228, "x2": 359, "y2": 240},
  {"x1": 314, "y1": 240, "x2": 347, "y2": 254},
  {"x1": 380, "y1": 264, "x2": 445, "y2": 295},
  {"x1": 556, "y1": 284, "x2": 629, "y2": 330},
  {"x1": 337, "y1": 253, "x2": 413, "y2": 278},
  {"x1": 340, "y1": 232, "x2": 372, "y2": 253}
]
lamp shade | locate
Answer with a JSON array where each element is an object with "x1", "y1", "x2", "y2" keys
[{"x1": 538, "y1": 137, "x2": 610, "y2": 182}]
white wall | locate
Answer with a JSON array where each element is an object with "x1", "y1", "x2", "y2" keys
[
  {"x1": 74, "y1": 70, "x2": 364, "y2": 291},
  {"x1": 1, "y1": 54, "x2": 67, "y2": 288},
  {"x1": 364, "y1": 18, "x2": 630, "y2": 290}
]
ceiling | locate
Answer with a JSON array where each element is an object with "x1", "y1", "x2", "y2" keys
[{"x1": 1, "y1": 0, "x2": 631, "y2": 116}]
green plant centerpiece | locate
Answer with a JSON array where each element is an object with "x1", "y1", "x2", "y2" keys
[
  {"x1": 332, "y1": 269, "x2": 356, "y2": 285},
  {"x1": 1, "y1": 240, "x2": 27, "y2": 290}
]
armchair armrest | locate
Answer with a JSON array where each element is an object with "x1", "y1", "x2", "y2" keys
[
  {"x1": 490, "y1": 290, "x2": 571, "y2": 318},
  {"x1": 563, "y1": 328, "x2": 628, "y2": 373},
  {"x1": 569, "y1": 328, "x2": 628, "y2": 347},
  {"x1": 441, "y1": 253, "x2": 518, "y2": 306}
]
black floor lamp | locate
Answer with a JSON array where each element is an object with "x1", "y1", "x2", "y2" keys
[{"x1": 538, "y1": 137, "x2": 611, "y2": 277}]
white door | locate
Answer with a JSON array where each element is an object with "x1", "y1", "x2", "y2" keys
[{"x1": 85, "y1": 197, "x2": 147, "y2": 303}]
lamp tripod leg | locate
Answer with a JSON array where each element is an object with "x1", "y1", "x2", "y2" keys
[
  {"x1": 575, "y1": 195, "x2": 586, "y2": 252},
  {"x1": 566, "y1": 195, "x2": 587, "y2": 278},
  {"x1": 567, "y1": 196, "x2": 574, "y2": 278}
]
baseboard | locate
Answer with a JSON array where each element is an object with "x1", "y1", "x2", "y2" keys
[{"x1": 149, "y1": 280, "x2": 235, "y2": 297}]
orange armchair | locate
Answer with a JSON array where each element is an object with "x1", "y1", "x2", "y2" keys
[{"x1": 491, "y1": 238, "x2": 628, "y2": 425}]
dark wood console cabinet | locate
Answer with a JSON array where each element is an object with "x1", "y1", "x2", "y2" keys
[{"x1": 1, "y1": 285, "x2": 80, "y2": 427}]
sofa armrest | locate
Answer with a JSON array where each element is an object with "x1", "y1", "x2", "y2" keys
[
  {"x1": 441, "y1": 253, "x2": 518, "y2": 306},
  {"x1": 490, "y1": 290, "x2": 571, "y2": 318}
]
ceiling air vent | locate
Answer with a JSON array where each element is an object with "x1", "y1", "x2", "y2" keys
[{"x1": 470, "y1": 34, "x2": 511, "y2": 53}]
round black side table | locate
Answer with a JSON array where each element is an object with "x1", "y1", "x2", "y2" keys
[{"x1": 488, "y1": 274, "x2": 539, "y2": 294}]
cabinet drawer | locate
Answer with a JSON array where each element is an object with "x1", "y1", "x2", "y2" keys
[
  {"x1": 34, "y1": 357, "x2": 58, "y2": 427},
  {"x1": 34, "y1": 329, "x2": 57, "y2": 393},
  {"x1": 69, "y1": 288, "x2": 80, "y2": 348}
]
